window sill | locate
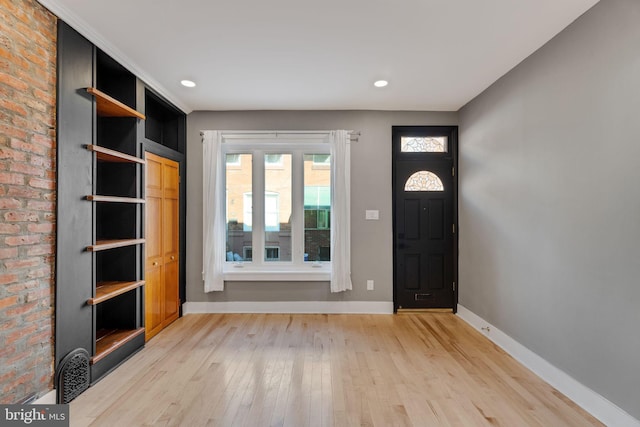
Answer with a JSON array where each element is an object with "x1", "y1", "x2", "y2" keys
[{"x1": 223, "y1": 265, "x2": 330, "y2": 282}]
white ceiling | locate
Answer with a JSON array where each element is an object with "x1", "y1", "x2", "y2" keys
[{"x1": 39, "y1": 0, "x2": 599, "y2": 113}]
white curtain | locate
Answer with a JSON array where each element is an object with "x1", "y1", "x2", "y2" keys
[
  {"x1": 202, "y1": 131, "x2": 225, "y2": 292},
  {"x1": 329, "y1": 130, "x2": 353, "y2": 292}
]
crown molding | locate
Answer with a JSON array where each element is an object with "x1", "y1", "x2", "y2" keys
[{"x1": 37, "y1": 0, "x2": 192, "y2": 114}]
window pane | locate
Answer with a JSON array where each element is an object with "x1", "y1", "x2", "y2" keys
[
  {"x1": 317, "y1": 210, "x2": 330, "y2": 229},
  {"x1": 265, "y1": 247, "x2": 280, "y2": 261},
  {"x1": 264, "y1": 193, "x2": 279, "y2": 231},
  {"x1": 401, "y1": 136, "x2": 448, "y2": 153},
  {"x1": 226, "y1": 154, "x2": 252, "y2": 261},
  {"x1": 243, "y1": 193, "x2": 252, "y2": 230},
  {"x1": 226, "y1": 154, "x2": 241, "y2": 166},
  {"x1": 265, "y1": 154, "x2": 283, "y2": 166},
  {"x1": 264, "y1": 154, "x2": 291, "y2": 262},
  {"x1": 312, "y1": 154, "x2": 330, "y2": 165},
  {"x1": 304, "y1": 154, "x2": 331, "y2": 262}
]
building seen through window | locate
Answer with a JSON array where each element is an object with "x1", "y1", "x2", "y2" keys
[{"x1": 225, "y1": 152, "x2": 331, "y2": 263}]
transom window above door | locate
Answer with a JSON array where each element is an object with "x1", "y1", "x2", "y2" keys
[{"x1": 401, "y1": 136, "x2": 448, "y2": 153}]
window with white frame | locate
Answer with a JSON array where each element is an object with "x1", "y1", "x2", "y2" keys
[{"x1": 222, "y1": 134, "x2": 332, "y2": 279}]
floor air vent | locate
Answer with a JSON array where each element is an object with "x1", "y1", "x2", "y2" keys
[{"x1": 55, "y1": 348, "x2": 90, "y2": 403}]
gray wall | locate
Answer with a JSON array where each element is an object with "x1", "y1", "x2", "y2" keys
[
  {"x1": 186, "y1": 111, "x2": 457, "y2": 303},
  {"x1": 458, "y1": 0, "x2": 640, "y2": 419}
]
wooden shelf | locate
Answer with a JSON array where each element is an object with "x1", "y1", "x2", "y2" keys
[
  {"x1": 88, "y1": 280, "x2": 145, "y2": 305},
  {"x1": 86, "y1": 238, "x2": 145, "y2": 252},
  {"x1": 85, "y1": 144, "x2": 145, "y2": 164},
  {"x1": 87, "y1": 87, "x2": 146, "y2": 120},
  {"x1": 86, "y1": 195, "x2": 145, "y2": 204},
  {"x1": 91, "y1": 328, "x2": 145, "y2": 364}
]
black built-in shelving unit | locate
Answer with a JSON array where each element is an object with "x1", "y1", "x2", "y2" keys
[{"x1": 55, "y1": 22, "x2": 186, "y2": 394}]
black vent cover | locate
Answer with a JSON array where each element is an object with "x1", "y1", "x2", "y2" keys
[{"x1": 55, "y1": 348, "x2": 90, "y2": 404}]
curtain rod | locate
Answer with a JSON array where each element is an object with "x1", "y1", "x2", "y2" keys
[{"x1": 200, "y1": 130, "x2": 360, "y2": 141}]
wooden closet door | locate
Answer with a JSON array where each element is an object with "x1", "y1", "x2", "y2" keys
[
  {"x1": 145, "y1": 152, "x2": 180, "y2": 341},
  {"x1": 162, "y1": 160, "x2": 180, "y2": 325},
  {"x1": 145, "y1": 154, "x2": 164, "y2": 341}
]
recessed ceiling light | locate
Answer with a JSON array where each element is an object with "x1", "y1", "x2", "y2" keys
[
  {"x1": 181, "y1": 79, "x2": 196, "y2": 88},
  {"x1": 374, "y1": 80, "x2": 388, "y2": 88}
]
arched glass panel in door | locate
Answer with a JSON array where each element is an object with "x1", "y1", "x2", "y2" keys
[{"x1": 404, "y1": 171, "x2": 444, "y2": 192}]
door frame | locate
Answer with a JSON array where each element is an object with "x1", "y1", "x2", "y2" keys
[{"x1": 392, "y1": 126, "x2": 458, "y2": 312}]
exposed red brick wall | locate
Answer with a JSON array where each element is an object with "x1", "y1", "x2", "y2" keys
[{"x1": 0, "y1": 0, "x2": 57, "y2": 403}]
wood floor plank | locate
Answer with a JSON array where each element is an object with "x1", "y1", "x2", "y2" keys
[{"x1": 69, "y1": 313, "x2": 603, "y2": 427}]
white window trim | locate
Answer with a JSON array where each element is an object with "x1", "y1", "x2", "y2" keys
[{"x1": 222, "y1": 134, "x2": 331, "y2": 281}]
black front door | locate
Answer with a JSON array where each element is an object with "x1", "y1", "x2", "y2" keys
[{"x1": 392, "y1": 126, "x2": 457, "y2": 311}]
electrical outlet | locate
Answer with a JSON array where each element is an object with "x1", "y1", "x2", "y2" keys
[{"x1": 367, "y1": 280, "x2": 374, "y2": 290}]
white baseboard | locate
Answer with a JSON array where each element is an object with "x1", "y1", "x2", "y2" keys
[
  {"x1": 456, "y1": 304, "x2": 640, "y2": 427},
  {"x1": 31, "y1": 389, "x2": 56, "y2": 404},
  {"x1": 183, "y1": 300, "x2": 394, "y2": 314}
]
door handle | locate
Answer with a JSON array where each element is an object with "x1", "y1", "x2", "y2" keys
[
  {"x1": 170, "y1": 255, "x2": 175, "y2": 260},
  {"x1": 152, "y1": 261, "x2": 158, "y2": 266}
]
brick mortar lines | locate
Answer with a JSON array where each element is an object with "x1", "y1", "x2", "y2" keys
[{"x1": 0, "y1": 0, "x2": 57, "y2": 404}]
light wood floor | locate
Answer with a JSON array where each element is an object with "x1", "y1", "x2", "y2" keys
[{"x1": 70, "y1": 313, "x2": 603, "y2": 427}]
